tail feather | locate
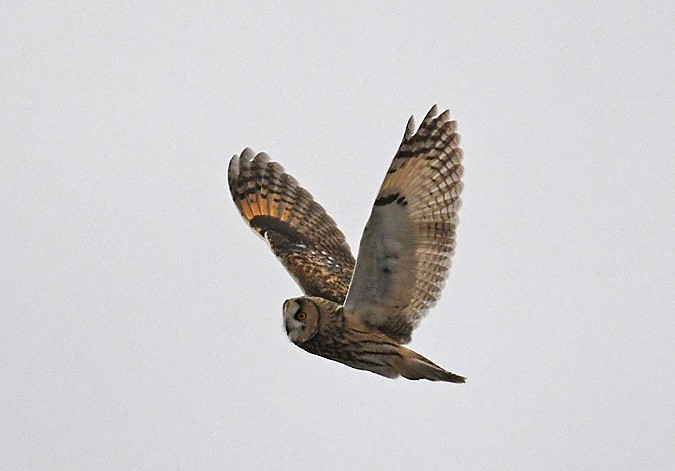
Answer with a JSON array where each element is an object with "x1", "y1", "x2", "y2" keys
[{"x1": 397, "y1": 348, "x2": 465, "y2": 383}]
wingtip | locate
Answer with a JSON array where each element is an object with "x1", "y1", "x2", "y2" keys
[
  {"x1": 404, "y1": 115, "x2": 416, "y2": 140},
  {"x1": 254, "y1": 151, "x2": 271, "y2": 164},
  {"x1": 228, "y1": 154, "x2": 241, "y2": 180},
  {"x1": 240, "y1": 147, "x2": 255, "y2": 161},
  {"x1": 402, "y1": 104, "x2": 452, "y2": 141},
  {"x1": 230, "y1": 148, "x2": 273, "y2": 178},
  {"x1": 423, "y1": 104, "x2": 439, "y2": 122}
]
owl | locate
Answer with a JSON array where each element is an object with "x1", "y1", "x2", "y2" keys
[{"x1": 228, "y1": 105, "x2": 465, "y2": 383}]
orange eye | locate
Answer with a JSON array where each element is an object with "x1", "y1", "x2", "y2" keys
[{"x1": 296, "y1": 311, "x2": 307, "y2": 321}]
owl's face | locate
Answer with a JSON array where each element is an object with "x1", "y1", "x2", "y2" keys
[{"x1": 283, "y1": 297, "x2": 320, "y2": 344}]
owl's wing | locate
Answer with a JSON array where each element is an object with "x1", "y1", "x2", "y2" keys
[
  {"x1": 343, "y1": 106, "x2": 463, "y2": 344},
  {"x1": 228, "y1": 148, "x2": 355, "y2": 303}
]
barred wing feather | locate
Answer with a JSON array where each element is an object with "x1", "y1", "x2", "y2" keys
[
  {"x1": 343, "y1": 106, "x2": 464, "y2": 344},
  {"x1": 228, "y1": 149, "x2": 355, "y2": 303}
]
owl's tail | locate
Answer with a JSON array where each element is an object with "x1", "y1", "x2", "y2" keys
[{"x1": 397, "y1": 348, "x2": 466, "y2": 383}]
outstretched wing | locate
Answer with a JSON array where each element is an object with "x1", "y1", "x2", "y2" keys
[
  {"x1": 343, "y1": 106, "x2": 463, "y2": 344},
  {"x1": 228, "y1": 148, "x2": 355, "y2": 303}
]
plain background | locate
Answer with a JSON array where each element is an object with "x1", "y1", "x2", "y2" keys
[{"x1": 1, "y1": 2, "x2": 673, "y2": 470}]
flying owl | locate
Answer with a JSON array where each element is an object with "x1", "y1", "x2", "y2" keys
[{"x1": 228, "y1": 105, "x2": 465, "y2": 383}]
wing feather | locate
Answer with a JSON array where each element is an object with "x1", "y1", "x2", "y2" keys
[
  {"x1": 343, "y1": 106, "x2": 464, "y2": 343},
  {"x1": 229, "y1": 149, "x2": 355, "y2": 303}
]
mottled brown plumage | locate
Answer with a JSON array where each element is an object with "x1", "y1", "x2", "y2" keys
[
  {"x1": 228, "y1": 149, "x2": 355, "y2": 303},
  {"x1": 284, "y1": 297, "x2": 464, "y2": 382},
  {"x1": 228, "y1": 105, "x2": 466, "y2": 382}
]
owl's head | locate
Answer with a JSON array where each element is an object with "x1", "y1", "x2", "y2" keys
[{"x1": 283, "y1": 296, "x2": 321, "y2": 344}]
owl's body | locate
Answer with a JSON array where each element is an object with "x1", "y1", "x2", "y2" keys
[
  {"x1": 284, "y1": 297, "x2": 465, "y2": 382},
  {"x1": 229, "y1": 105, "x2": 465, "y2": 383}
]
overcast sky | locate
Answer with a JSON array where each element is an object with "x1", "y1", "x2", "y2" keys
[{"x1": 1, "y1": 2, "x2": 673, "y2": 470}]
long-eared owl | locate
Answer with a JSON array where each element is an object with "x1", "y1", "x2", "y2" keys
[{"x1": 228, "y1": 105, "x2": 465, "y2": 383}]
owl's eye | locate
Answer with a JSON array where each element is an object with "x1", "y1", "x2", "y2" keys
[{"x1": 296, "y1": 311, "x2": 307, "y2": 321}]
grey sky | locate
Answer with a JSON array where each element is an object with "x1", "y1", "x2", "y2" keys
[{"x1": 1, "y1": 2, "x2": 673, "y2": 470}]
